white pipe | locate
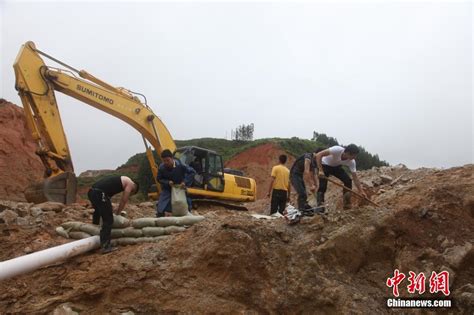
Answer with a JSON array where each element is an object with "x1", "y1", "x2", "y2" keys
[{"x1": 0, "y1": 236, "x2": 100, "y2": 281}]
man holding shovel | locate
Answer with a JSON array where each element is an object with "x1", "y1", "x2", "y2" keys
[{"x1": 315, "y1": 144, "x2": 367, "y2": 210}]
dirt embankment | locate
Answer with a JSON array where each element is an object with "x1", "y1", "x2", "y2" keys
[
  {"x1": 0, "y1": 99, "x2": 43, "y2": 201},
  {"x1": 225, "y1": 142, "x2": 295, "y2": 200},
  {"x1": 0, "y1": 164, "x2": 472, "y2": 314}
]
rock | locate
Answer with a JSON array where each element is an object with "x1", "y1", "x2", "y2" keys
[
  {"x1": 139, "y1": 201, "x2": 154, "y2": 208},
  {"x1": 24, "y1": 247, "x2": 33, "y2": 254},
  {"x1": 0, "y1": 209, "x2": 18, "y2": 225},
  {"x1": 52, "y1": 303, "x2": 80, "y2": 315},
  {"x1": 443, "y1": 242, "x2": 473, "y2": 269},
  {"x1": 361, "y1": 180, "x2": 374, "y2": 188},
  {"x1": 121, "y1": 312, "x2": 135, "y2": 315},
  {"x1": 441, "y1": 238, "x2": 453, "y2": 249},
  {"x1": 418, "y1": 247, "x2": 440, "y2": 260},
  {"x1": 390, "y1": 175, "x2": 403, "y2": 185},
  {"x1": 15, "y1": 207, "x2": 30, "y2": 217},
  {"x1": 16, "y1": 216, "x2": 30, "y2": 226},
  {"x1": 30, "y1": 207, "x2": 43, "y2": 217},
  {"x1": 418, "y1": 208, "x2": 429, "y2": 218},
  {"x1": 35, "y1": 202, "x2": 65, "y2": 212},
  {"x1": 372, "y1": 177, "x2": 383, "y2": 186},
  {"x1": 394, "y1": 163, "x2": 407, "y2": 169},
  {"x1": 380, "y1": 175, "x2": 393, "y2": 184},
  {"x1": 436, "y1": 235, "x2": 445, "y2": 242}
]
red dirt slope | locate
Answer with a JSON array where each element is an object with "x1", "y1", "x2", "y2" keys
[
  {"x1": 0, "y1": 99, "x2": 43, "y2": 201},
  {"x1": 225, "y1": 142, "x2": 295, "y2": 199}
]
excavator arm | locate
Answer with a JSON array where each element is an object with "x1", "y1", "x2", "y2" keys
[{"x1": 14, "y1": 41, "x2": 175, "y2": 204}]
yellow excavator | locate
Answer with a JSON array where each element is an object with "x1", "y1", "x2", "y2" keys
[{"x1": 13, "y1": 41, "x2": 256, "y2": 205}]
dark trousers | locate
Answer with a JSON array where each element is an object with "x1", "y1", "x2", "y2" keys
[
  {"x1": 270, "y1": 189, "x2": 287, "y2": 214},
  {"x1": 318, "y1": 165, "x2": 352, "y2": 197},
  {"x1": 87, "y1": 189, "x2": 114, "y2": 246},
  {"x1": 290, "y1": 172, "x2": 309, "y2": 210}
]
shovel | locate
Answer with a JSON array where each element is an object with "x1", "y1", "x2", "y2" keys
[{"x1": 319, "y1": 175, "x2": 381, "y2": 207}]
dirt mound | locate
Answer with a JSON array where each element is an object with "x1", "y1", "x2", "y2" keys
[
  {"x1": 0, "y1": 99, "x2": 43, "y2": 201},
  {"x1": 225, "y1": 142, "x2": 295, "y2": 200},
  {"x1": 0, "y1": 165, "x2": 472, "y2": 313}
]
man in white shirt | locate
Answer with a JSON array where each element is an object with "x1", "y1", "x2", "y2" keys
[{"x1": 315, "y1": 144, "x2": 367, "y2": 210}]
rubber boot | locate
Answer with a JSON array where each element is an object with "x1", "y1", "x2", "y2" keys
[
  {"x1": 317, "y1": 192, "x2": 326, "y2": 213},
  {"x1": 343, "y1": 192, "x2": 352, "y2": 210},
  {"x1": 101, "y1": 240, "x2": 118, "y2": 254}
]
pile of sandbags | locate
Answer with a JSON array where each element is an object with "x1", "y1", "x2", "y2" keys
[{"x1": 56, "y1": 215, "x2": 205, "y2": 245}]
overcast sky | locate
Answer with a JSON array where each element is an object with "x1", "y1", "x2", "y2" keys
[{"x1": 1, "y1": 1, "x2": 472, "y2": 173}]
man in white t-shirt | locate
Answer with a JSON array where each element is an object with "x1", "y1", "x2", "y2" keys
[{"x1": 315, "y1": 144, "x2": 367, "y2": 210}]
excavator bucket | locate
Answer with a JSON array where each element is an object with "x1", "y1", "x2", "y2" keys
[{"x1": 24, "y1": 172, "x2": 77, "y2": 204}]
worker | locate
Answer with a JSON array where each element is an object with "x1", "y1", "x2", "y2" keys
[
  {"x1": 87, "y1": 176, "x2": 139, "y2": 254},
  {"x1": 190, "y1": 156, "x2": 204, "y2": 187},
  {"x1": 156, "y1": 149, "x2": 196, "y2": 217},
  {"x1": 290, "y1": 150, "x2": 319, "y2": 211},
  {"x1": 315, "y1": 144, "x2": 367, "y2": 210},
  {"x1": 267, "y1": 154, "x2": 291, "y2": 215}
]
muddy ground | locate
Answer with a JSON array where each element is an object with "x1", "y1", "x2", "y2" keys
[{"x1": 0, "y1": 164, "x2": 473, "y2": 314}]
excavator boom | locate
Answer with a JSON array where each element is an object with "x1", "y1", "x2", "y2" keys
[{"x1": 13, "y1": 41, "x2": 256, "y2": 205}]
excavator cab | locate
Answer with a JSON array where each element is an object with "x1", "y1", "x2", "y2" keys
[{"x1": 174, "y1": 146, "x2": 225, "y2": 192}]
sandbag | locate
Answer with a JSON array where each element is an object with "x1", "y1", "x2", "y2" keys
[
  {"x1": 131, "y1": 218, "x2": 158, "y2": 228},
  {"x1": 155, "y1": 217, "x2": 180, "y2": 227},
  {"x1": 164, "y1": 226, "x2": 186, "y2": 235},
  {"x1": 56, "y1": 226, "x2": 69, "y2": 238},
  {"x1": 110, "y1": 229, "x2": 124, "y2": 238},
  {"x1": 69, "y1": 231, "x2": 91, "y2": 239},
  {"x1": 175, "y1": 215, "x2": 205, "y2": 226},
  {"x1": 61, "y1": 221, "x2": 83, "y2": 230},
  {"x1": 122, "y1": 227, "x2": 143, "y2": 238},
  {"x1": 171, "y1": 186, "x2": 189, "y2": 216},
  {"x1": 112, "y1": 215, "x2": 130, "y2": 228},
  {"x1": 79, "y1": 223, "x2": 100, "y2": 236},
  {"x1": 143, "y1": 227, "x2": 165, "y2": 237}
]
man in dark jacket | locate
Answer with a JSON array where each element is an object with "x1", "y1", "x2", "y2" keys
[
  {"x1": 156, "y1": 149, "x2": 196, "y2": 217},
  {"x1": 87, "y1": 175, "x2": 139, "y2": 253}
]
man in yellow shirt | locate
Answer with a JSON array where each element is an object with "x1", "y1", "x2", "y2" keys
[{"x1": 267, "y1": 154, "x2": 291, "y2": 215}]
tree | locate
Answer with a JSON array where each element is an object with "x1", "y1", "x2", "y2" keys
[
  {"x1": 312, "y1": 131, "x2": 338, "y2": 147},
  {"x1": 232, "y1": 123, "x2": 254, "y2": 141}
]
